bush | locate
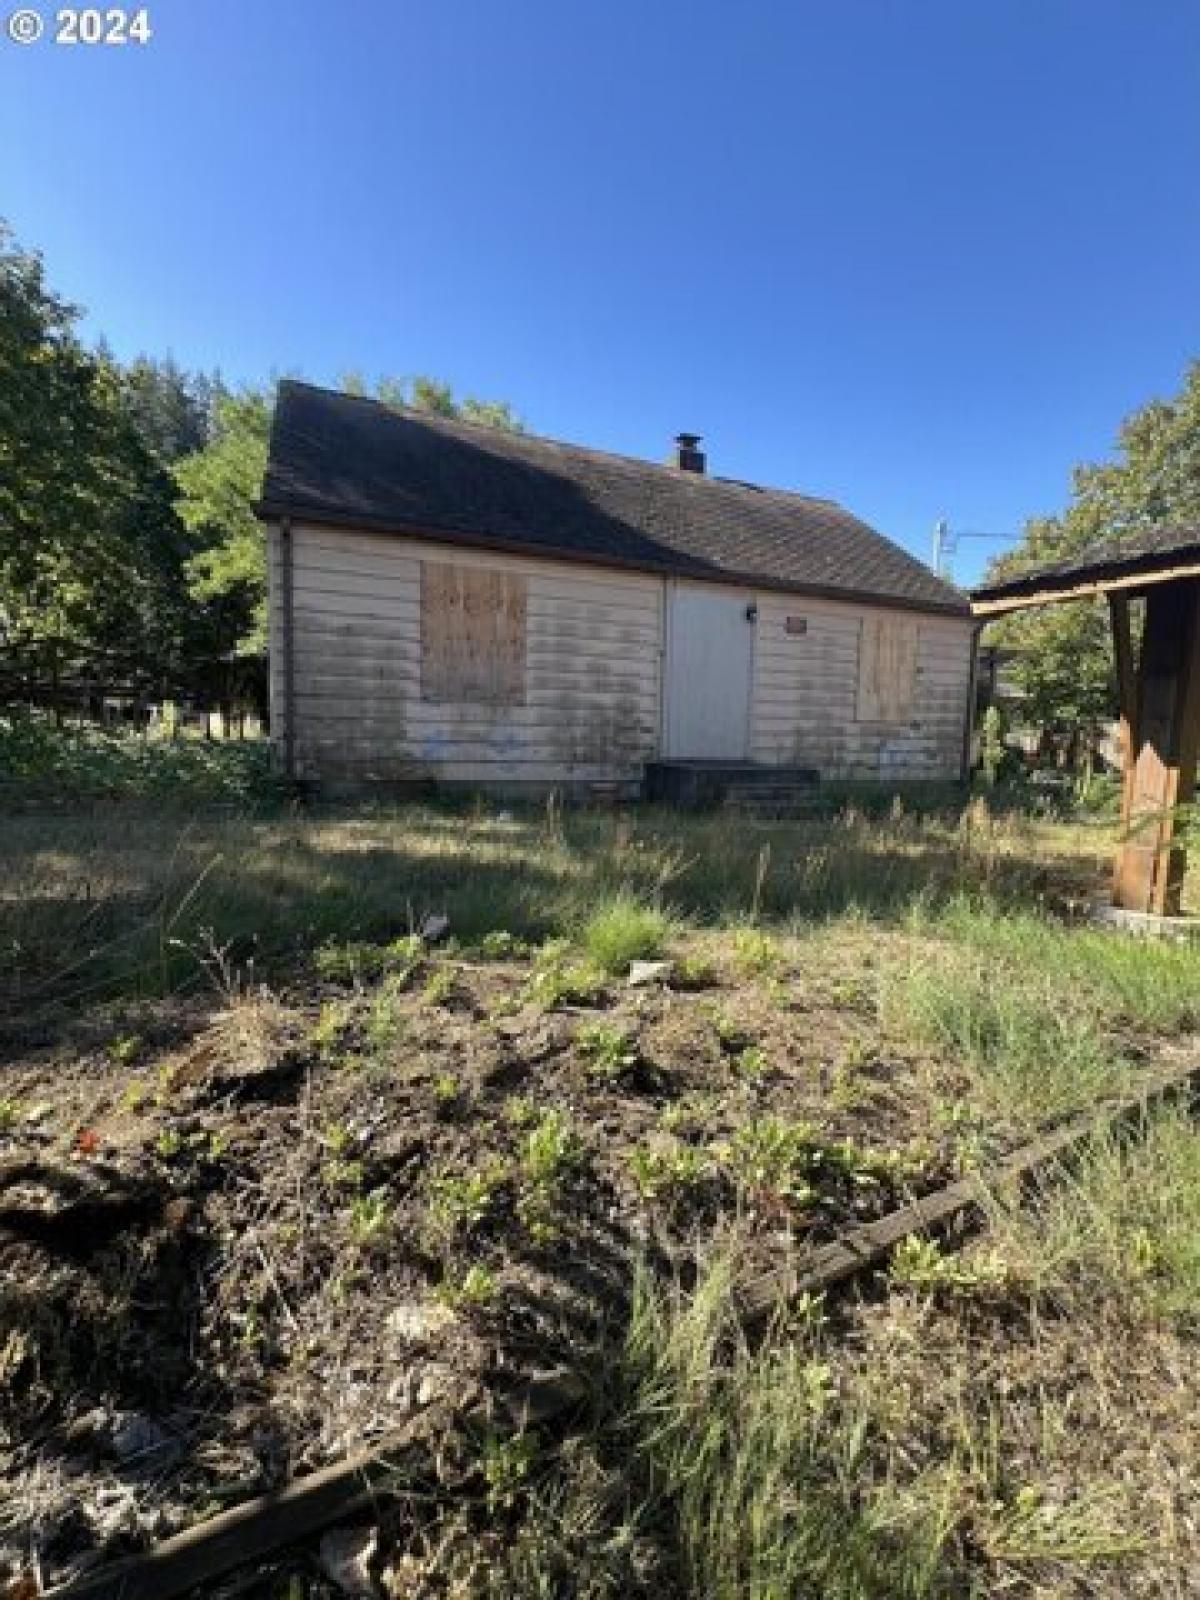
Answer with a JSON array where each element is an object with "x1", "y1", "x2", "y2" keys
[{"x1": 0, "y1": 713, "x2": 281, "y2": 810}]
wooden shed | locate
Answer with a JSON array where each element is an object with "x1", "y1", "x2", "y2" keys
[
  {"x1": 259, "y1": 382, "x2": 974, "y2": 794},
  {"x1": 973, "y1": 525, "x2": 1200, "y2": 917}
]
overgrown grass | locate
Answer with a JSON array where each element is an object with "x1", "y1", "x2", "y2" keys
[
  {"x1": 989, "y1": 1109, "x2": 1200, "y2": 1320},
  {"x1": 0, "y1": 796, "x2": 1116, "y2": 1014},
  {"x1": 494, "y1": 1110, "x2": 1200, "y2": 1595},
  {"x1": 884, "y1": 951, "x2": 1121, "y2": 1125}
]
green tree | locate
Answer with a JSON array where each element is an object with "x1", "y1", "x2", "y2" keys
[
  {"x1": 0, "y1": 224, "x2": 208, "y2": 689},
  {"x1": 177, "y1": 388, "x2": 274, "y2": 654},
  {"x1": 985, "y1": 362, "x2": 1200, "y2": 757}
]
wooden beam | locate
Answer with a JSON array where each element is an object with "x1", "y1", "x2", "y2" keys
[
  {"x1": 1112, "y1": 578, "x2": 1200, "y2": 914},
  {"x1": 1108, "y1": 593, "x2": 1138, "y2": 905},
  {"x1": 972, "y1": 558, "x2": 1200, "y2": 618}
]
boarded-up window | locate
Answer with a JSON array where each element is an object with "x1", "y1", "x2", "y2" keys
[
  {"x1": 421, "y1": 561, "x2": 527, "y2": 704},
  {"x1": 856, "y1": 617, "x2": 918, "y2": 723}
]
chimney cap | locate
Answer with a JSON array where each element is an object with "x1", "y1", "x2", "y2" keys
[{"x1": 673, "y1": 432, "x2": 707, "y2": 473}]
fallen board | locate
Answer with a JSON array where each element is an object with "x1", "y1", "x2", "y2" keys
[
  {"x1": 740, "y1": 1055, "x2": 1200, "y2": 1322},
  {"x1": 47, "y1": 1055, "x2": 1200, "y2": 1600}
]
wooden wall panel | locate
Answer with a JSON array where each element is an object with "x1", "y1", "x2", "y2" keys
[
  {"x1": 281, "y1": 526, "x2": 662, "y2": 783},
  {"x1": 750, "y1": 594, "x2": 972, "y2": 779},
  {"x1": 420, "y1": 562, "x2": 527, "y2": 705},
  {"x1": 856, "y1": 616, "x2": 919, "y2": 724}
]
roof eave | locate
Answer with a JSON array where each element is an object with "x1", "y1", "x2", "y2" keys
[
  {"x1": 256, "y1": 499, "x2": 971, "y2": 619},
  {"x1": 973, "y1": 552, "x2": 1200, "y2": 617}
]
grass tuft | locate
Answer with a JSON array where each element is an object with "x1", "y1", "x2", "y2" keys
[{"x1": 581, "y1": 896, "x2": 671, "y2": 975}]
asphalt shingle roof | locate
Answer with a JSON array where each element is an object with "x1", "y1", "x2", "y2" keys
[
  {"x1": 260, "y1": 381, "x2": 968, "y2": 616},
  {"x1": 972, "y1": 525, "x2": 1200, "y2": 604}
]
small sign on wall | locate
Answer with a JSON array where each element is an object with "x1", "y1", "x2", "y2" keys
[{"x1": 784, "y1": 615, "x2": 808, "y2": 635}]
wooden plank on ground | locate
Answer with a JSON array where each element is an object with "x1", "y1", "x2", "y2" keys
[
  {"x1": 47, "y1": 1057, "x2": 1200, "y2": 1600},
  {"x1": 740, "y1": 1054, "x2": 1200, "y2": 1324}
]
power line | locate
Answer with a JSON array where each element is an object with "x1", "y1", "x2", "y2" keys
[{"x1": 932, "y1": 519, "x2": 1016, "y2": 580}]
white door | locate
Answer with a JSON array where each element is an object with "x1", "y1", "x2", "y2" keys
[{"x1": 664, "y1": 584, "x2": 754, "y2": 759}]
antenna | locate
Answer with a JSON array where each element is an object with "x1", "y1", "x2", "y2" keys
[{"x1": 932, "y1": 521, "x2": 1015, "y2": 581}]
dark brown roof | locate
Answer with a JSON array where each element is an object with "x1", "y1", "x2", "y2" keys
[
  {"x1": 260, "y1": 381, "x2": 968, "y2": 616},
  {"x1": 972, "y1": 524, "x2": 1200, "y2": 606}
]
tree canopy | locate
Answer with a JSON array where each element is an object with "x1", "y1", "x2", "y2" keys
[
  {"x1": 984, "y1": 362, "x2": 1200, "y2": 748},
  {"x1": 0, "y1": 216, "x2": 526, "y2": 700}
]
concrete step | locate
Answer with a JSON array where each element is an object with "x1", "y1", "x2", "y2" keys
[{"x1": 644, "y1": 760, "x2": 819, "y2": 811}]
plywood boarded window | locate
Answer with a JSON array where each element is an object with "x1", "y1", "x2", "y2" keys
[
  {"x1": 421, "y1": 561, "x2": 527, "y2": 704},
  {"x1": 856, "y1": 616, "x2": 918, "y2": 723}
]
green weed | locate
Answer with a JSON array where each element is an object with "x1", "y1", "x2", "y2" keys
[
  {"x1": 581, "y1": 896, "x2": 671, "y2": 975},
  {"x1": 576, "y1": 1022, "x2": 639, "y2": 1080}
]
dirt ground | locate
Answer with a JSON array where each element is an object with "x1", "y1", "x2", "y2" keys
[{"x1": 1, "y1": 801, "x2": 1197, "y2": 1597}]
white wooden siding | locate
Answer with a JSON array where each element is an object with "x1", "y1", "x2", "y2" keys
[
  {"x1": 750, "y1": 592, "x2": 973, "y2": 779},
  {"x1": 283, "y1": 526, "x2": 662, "y2": 782},
  {"x1": 270, "y1": 524, "x2": 972, "y2": 785}
]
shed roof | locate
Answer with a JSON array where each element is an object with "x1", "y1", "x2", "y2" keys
[
  {"x1": 260, "y1": 381, "x2": 968, "y2": 617},
  {"x1": 972, "y1": 525, "x2": 1200, "y2": 615}
]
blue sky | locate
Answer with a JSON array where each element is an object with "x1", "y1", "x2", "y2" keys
[{"x1": 3, "y1": 0, "x2": 1198, "y2": 585}]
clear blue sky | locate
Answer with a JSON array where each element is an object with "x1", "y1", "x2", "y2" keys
[{"x1": 3, "y1": 0, "x2": 1198, "y2": 584}]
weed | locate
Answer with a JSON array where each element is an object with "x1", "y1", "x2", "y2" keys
[
  {"x1": 576, "y1": 1022, "x2": 639, "y2": 1080},
  {"x1": 119, "y1": 1079, "x2": 151, "y2": 1113},
  {"x1": 204, "y1": 1130, "x2": 230, "y2": 1161},
  {"x1": 428, "y1": 1166, "x2": 506, "y2": 1238},
  {"x1": 709, "y1": 1007, "x2": 752, "y2": 1054},
  {"x1": 721, "y1": 1117, "x2": 818, "y2": 1209},
  {"x1": 322, "y1": 1156, "x2": 366, "y2": 1190},
  {"x1": 321, "y1": 1120, "x2": 353, "y2": 1156},
  {"x1": 627, "y1": 1141, "x2": 710, "y2": 1202},
  {"x1": 108, "y1": 1033, "x2": 143, "y2": 1065},
  {"x1": 581, "y1": 896, "x2": 670, "y2": 975},
  {"x1": 521, "y1": 1109, "x2": 583, "y2": 1189},
  {"x1": 317, "y1": 933, "x2": 425, "y2": 986},
  {"x1": 988, "y1": 1109, "x2": 1200, "y2": 1320},
  {"x1": 659, "y1": 1092, "x2": 718, "y2": 1137},
  {"x1": 478, "y1": 929, "x2": 530, "y2": 961},
  {"x1": 730, "y1": 1045, "x2": 769, "y2": 1082},
  {"x1": 365, "y1": 981, "x2": 407, "y2": 1052},
  {"x1": 438, "y1": 1264, "x2": 500, "y2": 1310},
  {"x1": 671, "y1": 951, "x2": 719, "y2": 990},
  {"x1": 731, "y1": 927, "x2": 783, "y2": 977},
  {"x1": 433, "y1": 1072, "x2": 464, "y2": 1107},
  {"x1": 889, "y1": 1236, "x2": 1009, "y2": 1296},
  {"x1": 482, "y1": 1431, "x2": 538, "y2": 1511},
  {"x1": 422, "y1": 968, "x2": 457, "y2": 1007},
  {"x1": 349, "y1": 1188, "x2": 393, "y2": 1247},
  {"x1": 886, "y1": 953, "x2": 1120, "y2": 1126},
  {"x1": 155, "y1": 1128, "x2": 184, "y2": 1159},
  {"x1": 503, "y1": 1095, "x2": 539, "y2": 1129},
  {"x1": 0, "y1": 1101, "x2": 20, "y2": 1132},
  {"x1": 527, "y1": 950, "x2": 607, "y2": 1011},
  {"x1": 310, "y1": 1001, "x2": 353, "y2": 1058}
]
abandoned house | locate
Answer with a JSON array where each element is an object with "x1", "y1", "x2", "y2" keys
[{"x1": 259, "y1": 380, "x2": 975, "y2": 793}]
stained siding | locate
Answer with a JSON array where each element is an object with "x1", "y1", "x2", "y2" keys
[
  {"x1": 750, "y1": 592, "x2": 973, "y2": 779},
  {"x1": 271, "y1": 524, "x2": 972, "y2": 785},
  {"x1": 284, "y1": 525, "x2": 662, "y2": 782}
]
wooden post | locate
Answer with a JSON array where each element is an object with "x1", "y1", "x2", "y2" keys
[
  {"x1": 1109, "y1": 593, "x2": 1138, "y2": 901},
  {"x1": 1112, "y1": 578, "x2": 1200, "y2": 914}
]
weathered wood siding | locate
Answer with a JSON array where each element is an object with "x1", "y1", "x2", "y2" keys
[
  {"x1": 276, "y1": 525, "x2": 663, "y2": 782},
  {"x1": 268, "y1": 524, "x2": 972, "y2": 785},
  {"x1": 750, "y1": 591, "x2": 974, "y2": 779}
]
